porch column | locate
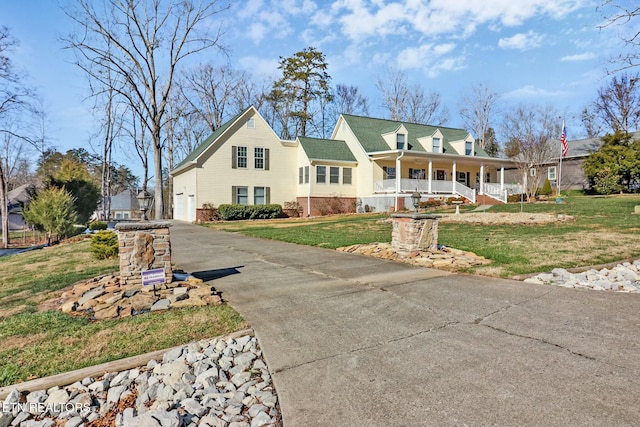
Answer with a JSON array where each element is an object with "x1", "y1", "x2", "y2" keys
[
  {"x1": 452, "y1": 161, "x2": 457, "y2": 193},
  {"x1": 500, "y1": 165, "x2": 505, "y2": 193},
  {"x1": 428, "y1": 159, "x2": 433, "y2": 193},
  {"x1": 479, "y1": 163, "x2": 485, "y2": 195},
  {"x1": 395, "y1": 154, "x2": 402, "y2": 211}
]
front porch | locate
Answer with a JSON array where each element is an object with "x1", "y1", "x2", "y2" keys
[{"x1": 373, "y1": 178, "x2": 524, "y2": 205}]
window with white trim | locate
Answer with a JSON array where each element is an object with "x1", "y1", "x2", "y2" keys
[
  {"x1": 246, "y1": 117, "x2": 255, "y2": 128},
  {"x1": 343, "y1": 168, "x2": 352, "y2": 185},
  {"x1": 465, "y1": 141, "x2": 473, "y2": 155},
  {"x1": 548, "y1": 166, "x2": 557, "y2": 181},
  {"x1": 432, "y1": 138, "x2": 441, "y2": 153},
  {"x1": 234, "y1": 186, "x2": 248, "y2": 205},
  {"x1": 383, "y1": 166, "x2": 396, "y2": 180},
  {"x1": 409, "y1": 168, "x2": 425, "y2": 179},
  {"x1": 255, "y1": 147, "x2": 264, "y2": 169},
  {"x1": 330, "y1": 166, "x2": 340, "y2": 184},
  {"x1": 397, "y1": 134, "x2": 406, "y2": 150},
  {"x1": 254, "y1": 187, "x2": 266, "y2": 205},
  {"x1": 235, "y1": 146, "x2": 247, "y2": 168},
  {"x1": 316, "y1": 166, "x2": 326, "y2": 183}
]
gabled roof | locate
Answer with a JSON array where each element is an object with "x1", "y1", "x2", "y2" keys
[
  {"x1": 340, "y1": 114, "x2": 489, "y2": 157},
  {"x1": 548, "y1": 131, "x2": 640, "y2": 159},
  {"x1": 298, "y1": 137, "x2": 357, "y2": 162},
  {"x1": 172, "y1": 110, "x2": 245, "y2": 172}
]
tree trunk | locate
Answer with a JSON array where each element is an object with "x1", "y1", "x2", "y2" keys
[
  {"x1": 0, "y1": 164, "x2": 9, "y2": 249},
  {"x1": 153, "y1": 128, "x2": 164, "y2": 220}
]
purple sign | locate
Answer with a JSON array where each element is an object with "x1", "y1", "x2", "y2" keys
[{"x1": 142, "y1": 268, "x2": 166, "y2": 286}]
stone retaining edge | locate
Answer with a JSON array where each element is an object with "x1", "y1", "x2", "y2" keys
[{"x1": 0, "y1": 328, "x2": 254, "y2": 400}]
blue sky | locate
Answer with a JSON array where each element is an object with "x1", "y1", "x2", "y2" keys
[{"x1": 0, "y1": 0, "x2": 624, "y2": 178}]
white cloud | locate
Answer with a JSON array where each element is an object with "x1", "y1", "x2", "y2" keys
[
  {"x1": 238, "y1": 56, "x2": 280, "y2": 78},
  {"x1": 503, "y1": 85, "x2": 566, "y2": 99},
  {"x1": 498, "y1": 31, "x2": 544, "y2": 50},
  {"x1": 561, "y1": 52, "x2": 596, "y2": 61},
  {"x1": 396, "y1": 43, "x2": 464, "y2": 77}
]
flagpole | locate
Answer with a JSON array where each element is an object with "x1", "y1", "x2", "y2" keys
[{"x1": 558, "y1": 120, "x2": 566, "y2": 196}]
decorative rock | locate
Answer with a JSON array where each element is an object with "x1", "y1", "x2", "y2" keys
[
  {"x1": 51, "y1": 274, "x2": 225, "y2": 320},
  {"x1": 150, "y1": 299, "x2": 171, "y2": 311},
  {"x1": 4, "y1": 333, "x2": 278, "y2": 427},
  {"x1": 528, "y1": 260, "x2": 640, "y2": 292},
  {"x1": 337, "y1": 242, "x2": 489, "y2": 271}
]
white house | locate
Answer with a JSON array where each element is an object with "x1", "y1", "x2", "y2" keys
[{"x1": 171, "y1": 106, "x2": 518, "y2": 219}]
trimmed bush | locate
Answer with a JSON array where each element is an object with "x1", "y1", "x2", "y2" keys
[
  {"x1": 538, "y1": 179, "x2": 553, "y2": 196},
  {"x1": 90, "y1": 230, "x2": 119, "y2": 260},
  {"x1": 218, "y1": 204, "x2": 283, "y2": 221},
  {"x1": 88, "y1": 221, "x2": 108, "y2": 231},
  {"x1": 507, "y1": 193, "x2": 525, "y2": 203}
]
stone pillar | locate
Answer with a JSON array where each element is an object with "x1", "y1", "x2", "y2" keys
[
  {"x1": 115, "y1": 221, "x2": 172, "y2": 286},
  {"x1": 391, "y1": 213, "x2": 439, "y2": 253}
]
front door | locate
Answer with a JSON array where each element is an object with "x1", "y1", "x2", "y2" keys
[{"x1": 457, "y1": 171, "x2": 469, "y2": 187}]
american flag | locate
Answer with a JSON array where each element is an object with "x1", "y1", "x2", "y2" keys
[{"x1": 560, "y1": 122, "x2": 568, "y2": 157}]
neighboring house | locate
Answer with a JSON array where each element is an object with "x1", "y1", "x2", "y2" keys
[
  {"x1": 3, "y1": 183, "x2": 34, "y2": 230},
  {"x1": 504, "y1": 133, "x2": 637, "y2": 192},
  {"x1": 170, "y1": 106, "x2": 519, "y2": 220},
  {"x1": 110, "y1": 189, "x2": 140, "y2": 220}
]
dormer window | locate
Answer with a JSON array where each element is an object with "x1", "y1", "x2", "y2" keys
[
  {"x1": 433, "y1": 137, "x2": 441, "y2": 153},
  {"x1": 397, "y1": 134, "x2": 405, "y2": 150},
  {"x1": 465, "y1": 141, "x2": 473, "y2": 155}
]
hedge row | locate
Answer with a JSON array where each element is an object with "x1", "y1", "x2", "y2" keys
[{"x1": 218, "y1": 204, "x2": 283, "y2": 220}]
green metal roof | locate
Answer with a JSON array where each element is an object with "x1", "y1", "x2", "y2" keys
[
  {"x1": 340, "y1": 114, "x2": 490, "y2": 157},
  {"x1": 298, "y1": 136, "x2": 357, "y2": 162},
  {"x1": 172, "y1": 110, "x2": 245, "y2": 172}
]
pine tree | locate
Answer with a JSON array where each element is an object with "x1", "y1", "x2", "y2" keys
[{"x1": 23, "y1": 187, "x2": 79, "y2": 244}]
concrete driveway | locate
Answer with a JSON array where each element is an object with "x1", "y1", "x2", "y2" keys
[{"x1": 170, "y1": 221, "x2": 640, "y2": 426}]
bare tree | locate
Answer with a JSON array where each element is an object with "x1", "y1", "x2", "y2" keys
[
  {"x1": 501, "y1": 104, "x2": 561, "y2": 201},
  {"x1": 458, "y1": 82, "x2": 500, "y2": 153},
  {"x1": 64, "y1": 0, "x2": 229, "y2": 219},
  {"x1": 598, "y1": 1, "x2": 640, "y2": 71},
  {"x1": 581, "y1": 105, "x2": 605, "y2": 138},
  {"x1": 0, "y1": 27, "x2": 38, "y2": 248},
  {"x1": 377, "y1": 68, "x2": 448, "y2": 125},
  {"x1": 177, "y1": 64, "x2": 249, "y2": 133},
  {"x1": 333, "y1": 84, "x2": 369, "y2": 116},
  {"x1": 593, "y1": 72, "x2": 640, "y2": 133}
]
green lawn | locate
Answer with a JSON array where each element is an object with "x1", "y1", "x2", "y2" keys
[
  {"x1": 207, "y1": 193, "x2": 640, "y2": 277},
  {"x1": 0, "y1": 238, "x2": 247, "y2": 387}
]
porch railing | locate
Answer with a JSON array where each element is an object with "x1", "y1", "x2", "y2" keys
[
  {"x1": 374, "y1": 179, "x2": 476, "y2": 203},
  {"x1": 482, "y1": 183, "x2": 524, "y2": 203}
]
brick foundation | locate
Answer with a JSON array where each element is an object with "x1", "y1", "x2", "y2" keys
[
  {"x1": 115, "y1": 221, "x2": 173, "y2": 286},
  {"x1": 391, "y1": 213, "x2": 439, "y2": 253}
]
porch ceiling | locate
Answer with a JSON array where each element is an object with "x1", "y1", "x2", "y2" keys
[{"x1": 368, "y1": 150, "x2": 514, "y2": 168}]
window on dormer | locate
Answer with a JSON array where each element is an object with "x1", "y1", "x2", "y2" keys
[
  {"x1": 465, "y1": 141, "x2": 473, "y2": 155},
  {"x1": 433, "y1": 138, "x2": 441, "y2": 153},
  {"x1": 397, "y1": 134, "x2": 405, "y2": 150}
]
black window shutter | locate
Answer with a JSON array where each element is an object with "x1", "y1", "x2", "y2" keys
[
  {"x1": 266, "y1": 187, "x2": 271, "y2": 204},
  {"x1": 232, "y1": 146, "x2": 237, "y2": 169},
  {"x1": 265, "y1": 148, "x2": 270, "y2": 170},
  {"x1": 232, "y1": 186, "x2": 237, "y2": 204}
]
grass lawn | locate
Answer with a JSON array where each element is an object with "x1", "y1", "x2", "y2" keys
[
  {"x1": 0, "y1": 238, "x2": 247, "y2": 387},
  {"x1": 206, "y1": 193, "x2": 640, "y2": 278}
]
